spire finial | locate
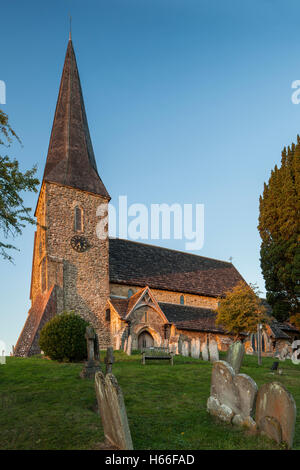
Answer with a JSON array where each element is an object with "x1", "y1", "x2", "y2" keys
[{"x1": 69, "y1": 15, "x2": 72, "y2": 41}]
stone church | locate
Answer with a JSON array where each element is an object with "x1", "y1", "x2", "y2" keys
[{"x1": 14, "y1": 39, "x2": 298, "y2": 357}]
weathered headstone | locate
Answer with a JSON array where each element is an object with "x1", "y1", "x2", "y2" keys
[
  {"x1": 80, "y1": 326, "x2": 101, "y2": 379},
  {"x1": 105, "y1": 347, "x2": 114, "y2": 375},
  {"x1": 182, "y1": 341, "x2": 189, "y2": 357},
  {"x1": 95, "y1": 371, "x2": 133, "y2": 450},
  {"x1": 226, "y1": 341, "x2": 244, "y2": 374},
  {"x1": 178, "y1": 337, "x2": 183, "y2": 355},
  {"x1": 232, "y1": 373, "x2": 257, "y2": 428},
  {"x1": 201, "y1": 342, "x2": 209, "y2": 361},
  {"x1": 126, "y1": 335, "x2": 132, "y2": 356},
  {"x1": 278, "y1": 345, "x2": 292, "y2": 361},
  {"x1": 255, "y1": 382, "x2": 296, "y2": 448},
  {"x1": 209, "y1": 340, "x2": 219, "y2": 362},
  {"x1": 94, "y1": 334, "x2": 100, "y2": 361},
  {"x1": 207, "y1": 360, "x2": 257, "y2": 428},
  {"x1": 191, "y1": 338, "x2": 200, "y2": 359},
  {"x1": 115, "y1": 336, "x2": 120, "y2": 351}
]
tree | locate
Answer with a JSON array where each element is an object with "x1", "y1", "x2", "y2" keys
[
  {"x1": 39, "y1": 311, "x2": 89, "y2": 362},
  {"x1": 0, "y1": 109, "x2": 39, "y2": 261},
  {"x1": 215, "y1": 281, "x2": 268, "y2": 339},
  {"x1": 258, "y1": 138, "x2": 300, "y2": 320},
  {"x1": 289, "y1": 313, "x2": 300, "y2": 330}
]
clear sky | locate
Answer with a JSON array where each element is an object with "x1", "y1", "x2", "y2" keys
[{"x1": 1, "y1": 0, "x2": 300, "y2": 353}]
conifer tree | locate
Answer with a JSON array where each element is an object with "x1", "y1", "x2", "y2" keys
[{"x1": 258, "y1": 137, "x2": 300, "y2": 320}]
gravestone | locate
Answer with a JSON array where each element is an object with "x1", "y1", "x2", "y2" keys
[
  {"x1": 278, "y1": 345, "x2": 292, "y2": 361},
  {"x1": 191, "y1": 338, "x2": 200, "y2": 359},
  {"x1": 201, "y1": 342, "x2": 209, "y2": 361},
  {"x1": 80, "y1": 326, "x2": 101, "y2": 379},
  {"x1": 178, "y1": 337, "x2": 183, "y2": 355},
  {"x1": 270, "y1": 361, "x2": 279, "y2": 372},
  {"x1": 182, "y1": 341, "x2": 189, "y2": 357},
  {"x1": 209, "y1": 340, "x2": 219, "y2": 362},
  {"x1": 126, "y1": 336, "x2": 132, "y2": 356},
  {"x1": 105, "y1": 347, "x2": 114, "y2": 375},
  {"x1": 95, "y1": 371, "x2": 133, "y2": 450},
  {"x1": 207, "y1": 360, "x2": 257, "y2": 428},
  {"x1": 115, "y1": 336, "x2": 120, "y2": 351},
  {"x1": 255, "y1": 382, "x2": 296, "y2": 448},
  {"x1": 226, "y1": 341, "x2": 244, "y2": 374}
]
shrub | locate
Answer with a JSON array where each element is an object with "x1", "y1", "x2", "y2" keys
[{"x1": 39, "y1": 311, "x2": 89, "y2": 362}]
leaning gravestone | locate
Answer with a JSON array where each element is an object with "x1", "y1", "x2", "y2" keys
[
  {"x1": 95, "y1": 371, "x2": 133, "y2": 450},
  {"x1": 209, "y1": 340, "x2": 219, "y2": 362},
  {"x1": 80, "y1": 326, "x2": 101, "y2": 379},
  {"x1": 201, "y1": 342, "x2": 209, "y2": 361},
  {"x1": 255, "y1": 382, "x2": 296, "y2": 448},
  {"x1": 207, "y1": 360, "x2": 257, "y2": 428},
  {"x1": 226, "y1": 341, "x2": 244, "y2": 374}
]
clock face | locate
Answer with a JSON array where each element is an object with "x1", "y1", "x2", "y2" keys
[{"x1": 70, "y1": 235, "x2": 88, "y2": 253}]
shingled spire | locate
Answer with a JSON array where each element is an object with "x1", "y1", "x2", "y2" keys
[{"x1": 43, "y1": 39, "x2": 110, "y2": 199}]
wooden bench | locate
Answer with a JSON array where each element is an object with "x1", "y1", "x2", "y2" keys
[{"x1": 141, "y1": 347, "x2": 174, "y2": 365}]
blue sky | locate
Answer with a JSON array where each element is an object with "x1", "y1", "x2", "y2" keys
[{"x1": 1, "y1": 0, "x2": 300, "y2": 352}]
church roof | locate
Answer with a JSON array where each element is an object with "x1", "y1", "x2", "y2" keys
[
  {"x1": 109, "y1": 294, "x2": 225, "y2": 334},
  {"x1": 158, "y1": 302, "x2": 225, "y2": 333},
  {"x1": 109, "y1": 238, "x2": 244, "y2": 297},
  {"x1": 43, "y1": 39, "x2": 110, "y2": 199}
]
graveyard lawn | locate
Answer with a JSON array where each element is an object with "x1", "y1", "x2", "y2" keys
[{"x1": 1, "y1": 353, "x2": 300, "y2": 450}]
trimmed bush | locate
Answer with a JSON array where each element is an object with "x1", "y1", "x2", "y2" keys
[{"x1": 39, "y1": 312, "x2": 89, "y2": 362}]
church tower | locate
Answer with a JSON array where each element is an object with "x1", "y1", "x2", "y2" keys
[{"x1": 15, "y1": 38, "x2": 111, "y2": 356}]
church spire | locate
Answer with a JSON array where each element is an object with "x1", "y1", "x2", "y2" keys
[{"x1": 43, "y1": 39, "x2": 110, "y2": 199}]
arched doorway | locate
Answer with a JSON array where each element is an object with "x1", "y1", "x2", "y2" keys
[{"x1": 138, "y1": 331, "x2": 154, "y2": 350}]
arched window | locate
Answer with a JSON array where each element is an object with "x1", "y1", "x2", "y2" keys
[
  {"x1": 105, "y1": 309, "x2": 111, "y2": 322},
  {"x1": 128, "y1": 289, "x2": 133, "y2": 298},
  {"x1": 74, "y1": 206, "x2": 83, "y2": 232},
  {"x1": 144, "y1": 311, "x2": 148, "y2": 323},
  {"x1": 180, "y1": 295, "x2": 184, "y2": 305}
]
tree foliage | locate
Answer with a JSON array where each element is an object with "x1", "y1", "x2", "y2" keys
[
  {"x1": 258, "y1": 138, "x2": 300, "y2": 320},
  {"x1": 289, "y1": 313, "x2": 300, "y2": 330},
  {"x1": 39, "y1": 311, "x2": 89, "y2": 362},
  {"x1": 216, "y1": 281, "x2": 268, "y2": 338},
  {"x1": 0, "y1": 109, "x2": 39, "y2": 261}
]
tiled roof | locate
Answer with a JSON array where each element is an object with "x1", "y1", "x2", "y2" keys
[
  {"x1": 43, "y1": 39, "x2": 110, "y2": 199},
  {"x1": 14, "y1": 286, "x2": 57, "y2": 357},
  {"x1": 268, "y1": 322, "x2": 290, "y2": 339},
  {"x1": 109, "y1": 298, "x2": 129, "y2": 319},
  {"x1": 159, "y1": 302, "x2": 225, "y2": 333},
  {"x1": 276, "y1": 322, "x2": 300, "y2": 334},
  {"x1": 109, "y1": 238, "x2": 244, "y2": 297},
  {"x1": 268, "y1": 321, "x2": 300, "y2": 339},
  {"x1": 109, "y1": 288, "x2": 148, "y2": 319}
]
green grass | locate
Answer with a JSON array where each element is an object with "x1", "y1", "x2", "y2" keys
[{"x1": 0, "y1": 352, "x2": 299, "y2": 450}]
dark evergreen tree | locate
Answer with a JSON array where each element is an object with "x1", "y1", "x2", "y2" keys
[{"x1": 258, "y1": 138, "x2": 300, "y2": 320}]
